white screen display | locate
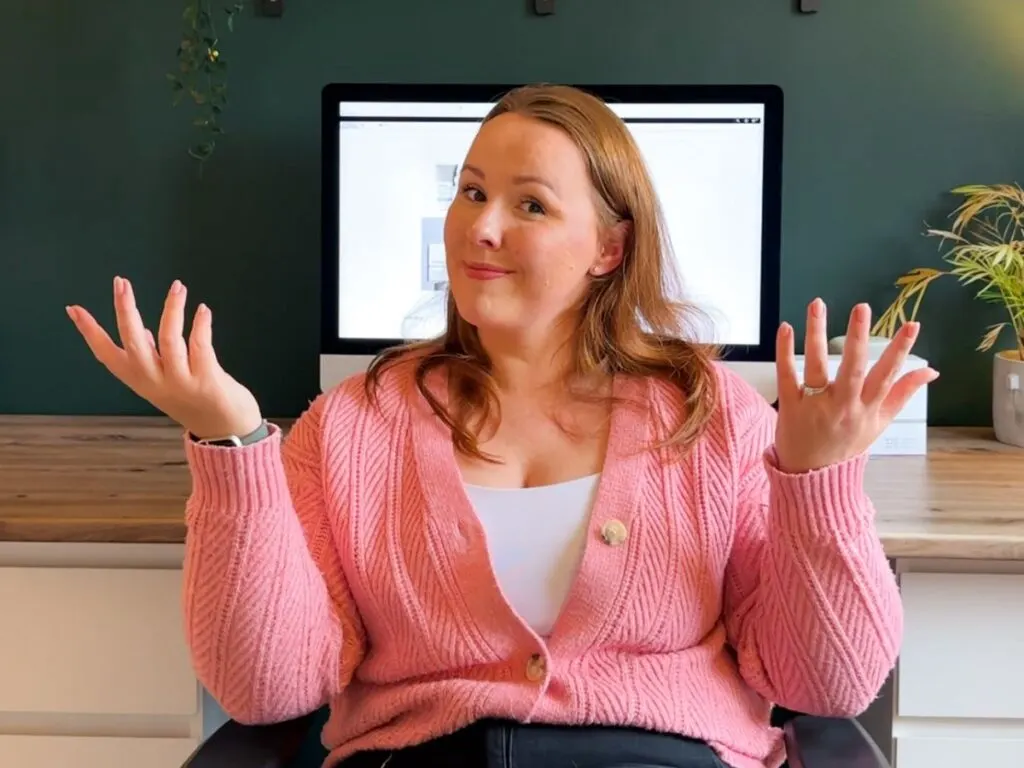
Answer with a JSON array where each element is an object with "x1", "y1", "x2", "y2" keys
[{"x1": 335, "y1": 100, "x2": 766, "y2": 345}]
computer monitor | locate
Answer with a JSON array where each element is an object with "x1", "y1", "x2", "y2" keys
[{"x1": 321, "y1": 83, "x2": 783, "y2": 398}]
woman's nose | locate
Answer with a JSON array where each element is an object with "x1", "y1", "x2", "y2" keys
[{"x1": 468, "y1": 206, "x2": 503, "y2": 250}]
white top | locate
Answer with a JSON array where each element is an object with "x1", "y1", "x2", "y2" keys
[{"x1": 464, "y1": 474, "x2": 600, "y2": 637}]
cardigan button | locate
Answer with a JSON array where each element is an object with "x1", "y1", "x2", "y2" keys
[
  {"x1": 525, "y1": 654, "x2": 547, "y2": 682},
  {"x1": 600, "y1": 519, "x2": 628, "y2": 547}
]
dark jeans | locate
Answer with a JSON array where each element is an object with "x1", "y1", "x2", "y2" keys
[{"x1": 338, "y1": 719, "x2": 729, "y2": 768}]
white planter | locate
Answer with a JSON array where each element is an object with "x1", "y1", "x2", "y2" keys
[
  {"x1": 992, "y1": 350, "x2": 1024, "y2": 448},
  {"x1": 827, "y1": 335, "x2": 892, "y2": 356}
]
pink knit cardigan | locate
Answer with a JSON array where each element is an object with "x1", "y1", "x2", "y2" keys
[{"x1": 182, "y1": 363, "x2": 902, "y2": 768}]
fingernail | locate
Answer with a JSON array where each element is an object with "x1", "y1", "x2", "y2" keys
[
  {"x1": 171, "y1": 279, "x2": 183, "y2": 295},
  {"x1": 65, "y1": 305, "x2": 76, "y2": 320},
  {"x1": 113, "y1": 276, "x2": 122, "y2": 295},
  {"x1": 907, "y1": 321, "x2": 920, "y2": 339},
  {"x1": 811, "y1": 298, "x2": 824, "y2": 316}
]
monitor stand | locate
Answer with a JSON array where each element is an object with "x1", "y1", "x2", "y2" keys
[{"x1": 320, "y1": 355, "x2": 783, "y2": 403}]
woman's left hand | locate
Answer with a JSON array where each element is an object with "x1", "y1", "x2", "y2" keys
[{"x1": 774, "y1": 298, "x2": 939, "y2": 474}]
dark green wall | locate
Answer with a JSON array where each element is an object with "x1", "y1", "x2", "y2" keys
[{"x1": 4, "y1": 0, "x2": 1023, "y2": 424}]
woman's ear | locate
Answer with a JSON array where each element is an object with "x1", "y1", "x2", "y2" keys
[{"x1": 591, "y1": 221, "x2": 630, "y2": 276}]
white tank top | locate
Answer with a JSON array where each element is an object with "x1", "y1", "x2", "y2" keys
[{"x1": 464, "y1": 474, "x2": 600, "y2": 637}]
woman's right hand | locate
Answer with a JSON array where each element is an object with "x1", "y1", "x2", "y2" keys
[{"x1": 66, "y1": 276, "x2": 263, "y2": 440}]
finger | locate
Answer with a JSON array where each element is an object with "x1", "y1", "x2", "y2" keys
[
  {"x1": 775, "y1": 322, "x2": 801, "y2": 405},
  {"x1": 861, "y1": 321, "x2": 919, "y2": 404},
  {"x1": 834, "y1": 303, "x2": 871, "y2": 401},
  {"x1": 880, "y1": 367, "x2": 939, "y2": 421},
  {"x1": 188, "y1": 303, "x2": 220, "y2": 378},
  {"x1": 802, "y1": 298, "x2": 830, "y2": 387},
  {"x1": 158, "y1": 280, "x2": 191, "y2": 380},
  {"x1": 113, "y1": 277, "x2": 160, "y2": 377},
  {"x1": 66, "y1": 305, "x2": 129, "y2": 376},
  {"x1": 145, "y1": 329, "x2": 156, "y2": 351}
]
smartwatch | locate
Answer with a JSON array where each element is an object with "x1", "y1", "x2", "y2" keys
[{"x1": 190, "y1": 420, "x2": 271, "y2": 447}]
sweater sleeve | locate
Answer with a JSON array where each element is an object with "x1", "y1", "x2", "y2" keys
[
  {"x1": 181, "y1": 394, "x2": 366, "y2": 724},
  {"x1": 721, "y1": 382, "x2": 903, "y2": 718}
]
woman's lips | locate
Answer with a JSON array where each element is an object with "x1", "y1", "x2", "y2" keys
[{"x1": 463, "y1": 262, "x2": 512, "y2": 281}]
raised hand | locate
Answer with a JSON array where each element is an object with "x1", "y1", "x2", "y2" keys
[
  {"x1": 774, "y1": 298, "x2": 939, "y2": 474},
  {"x1": 66, "y1": 276, "x2": 263, "y2": 440}
]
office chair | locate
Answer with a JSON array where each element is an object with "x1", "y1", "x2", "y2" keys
[{"x1": 180, "y1": 705, "x2": 891, "y2": 768}]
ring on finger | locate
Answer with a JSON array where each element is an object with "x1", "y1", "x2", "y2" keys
[{"x1": 801, "y1": 382, "x2": 830, "y2": 396}]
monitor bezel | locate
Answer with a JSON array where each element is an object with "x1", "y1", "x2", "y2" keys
[{"x1": 321, "y1": 82, "x2": 783, "y2": 363}]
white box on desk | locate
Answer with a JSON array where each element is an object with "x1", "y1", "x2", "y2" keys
[{"x1": 792, "y1": 353, "x2": 929, "y2": 456}]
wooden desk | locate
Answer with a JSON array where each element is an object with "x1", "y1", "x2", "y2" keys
[
  {"x1": 0, "y1": 417, "x2": 1020, "y2": 558},
  {"x1": 0, "y1": 417, "x2": 1021, "y2": 768}
]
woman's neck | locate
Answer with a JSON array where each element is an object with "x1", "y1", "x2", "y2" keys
[{"x1": 477, "y1": 322, "x2": 583, "y2": 397}]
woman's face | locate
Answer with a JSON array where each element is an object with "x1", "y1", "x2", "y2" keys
[{"x1": 444, "y1": 112, "x2": 623, "y2": 342}]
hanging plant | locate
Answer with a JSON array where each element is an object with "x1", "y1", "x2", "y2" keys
[{"x1": 167, "y1": 1, "x2": 246, "y2": 164}]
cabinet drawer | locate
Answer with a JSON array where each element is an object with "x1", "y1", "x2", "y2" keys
[
  {"x1": 896, "y1": 736, "x2": 1024, "y2": 768},
  {"x1": 0, "y1": 567, "x2": 197, "y2": 716},
  {"x1": 0, "y1": 735, "x2": 198, "y2": 768},
  {"x1": 898, "y1": 572, "x2": 1024, "y2": 719}
]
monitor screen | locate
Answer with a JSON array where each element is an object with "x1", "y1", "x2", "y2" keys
[{"x1": 321, "y1": 84, "x2": 782, "y2": 362}]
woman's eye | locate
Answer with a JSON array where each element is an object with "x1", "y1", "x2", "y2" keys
[
  {"x1": 521, "y1": 199, "x2": 545, "y2": 215},
  {"x1": 461, "y1": 184, "x2": 484, "y2": 202}
]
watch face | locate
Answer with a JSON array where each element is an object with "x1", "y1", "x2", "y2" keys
[{"x1": 197, "y1": 436, "x2": 242, "y2": 447}]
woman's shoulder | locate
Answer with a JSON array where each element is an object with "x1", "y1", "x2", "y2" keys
[
  {"x1": 315, "y1": 352, "x2": 423, "y2": 430},
  {"x1": 709, "y1": 361, "x2": 774, "y2": 416},
  {"x1": 641, "y1": 360, "x2": 766, "y2": 411},
  {"x1": 641, "y1": 361, "x2": 774, "y2": 450}
]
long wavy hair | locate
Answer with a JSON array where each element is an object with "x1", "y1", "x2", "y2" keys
[{"x1": 365, "y1": 83, "x2": 719, "y2": 461}]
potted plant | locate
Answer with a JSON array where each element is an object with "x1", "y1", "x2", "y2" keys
[
  {"x1": 168, "y1": 1, "x2": 246, "y2": 164},
  {"x1": 873, "y1": 183, "x2": 1024, "y2": 447}
]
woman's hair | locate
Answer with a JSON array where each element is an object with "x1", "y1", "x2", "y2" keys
[{"x1": 365, "y1": 83, "x2": 719, "y2": 460}]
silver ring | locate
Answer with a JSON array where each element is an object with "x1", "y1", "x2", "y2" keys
[{"x1": 801, "y1": 383, "x2": 829, "y2": 396}]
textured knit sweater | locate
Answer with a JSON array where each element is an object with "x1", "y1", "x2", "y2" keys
[{"x1": 182, "y1": 363, "x2": 903, "y2": 768}]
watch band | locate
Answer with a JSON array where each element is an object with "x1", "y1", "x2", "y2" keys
[{"x1": 190, "y1": 420, "x2": 270, "y2": 447}]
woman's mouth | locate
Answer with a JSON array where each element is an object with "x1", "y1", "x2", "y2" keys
[{"x1": 463, "y1": 262, "x2": 512, "y2": 281}]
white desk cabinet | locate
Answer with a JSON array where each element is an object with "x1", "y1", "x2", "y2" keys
[
  {"x1": 0, "y1": 542, "x2": 202, "y2": 768},
  {"x1": 890, "y1": 560, "x2": 1024, "y2": 768}
]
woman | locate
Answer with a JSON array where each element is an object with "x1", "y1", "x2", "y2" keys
[{"x1": 66, "y1": 84, "x2": 937, "y2": 768}]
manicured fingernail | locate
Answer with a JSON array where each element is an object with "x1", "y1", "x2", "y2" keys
[
  {"x1": 907, "y1": 321, "x2": 920, "y2": 339},
  {"x1": 171, "y1": 279, "x2": 183, "y2": 295},
  {"x1": 811, "y1": 298, "x2": 824, "y2": 316},
  {"x1": 65, "y1": 305, "x2": 76, "y2": 320},
  {"x1": 113, "y1": 276, "x2": 123, "y2": 295}
]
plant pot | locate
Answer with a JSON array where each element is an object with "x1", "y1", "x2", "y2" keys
[{"x1": 993, "y1": 350, "x2": 1024, "y2": 448}]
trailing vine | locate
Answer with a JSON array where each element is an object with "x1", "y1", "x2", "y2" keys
[{"x1": 168, "y1": 1, "x2": 245, "y2": 164}]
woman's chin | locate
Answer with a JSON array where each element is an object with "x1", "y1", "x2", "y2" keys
[{"x1": 452, "y1": 299, "x2": 523, "y2": 335}]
